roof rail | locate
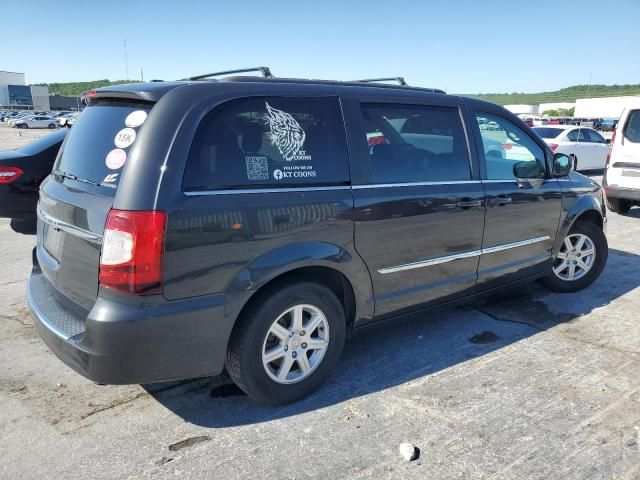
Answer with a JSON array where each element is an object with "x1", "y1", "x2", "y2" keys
[
  {"x1": 185, "y1": 67, "x2": 274, "y2": 81},
  {"x1": 353, "y1": 77, "x2": 408, "y2": 86}
]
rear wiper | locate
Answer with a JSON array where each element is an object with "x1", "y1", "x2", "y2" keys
[{"x1": 52, "y1": 169, "x2": 100, "y2": 187}]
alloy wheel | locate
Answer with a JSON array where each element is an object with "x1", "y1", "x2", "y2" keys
[
  {"x1": 261, "y1": 304, "x2": 329, "y2": 384},
  {"x1": 553, "y1": 233, "x2": 596, "y2": 281}
]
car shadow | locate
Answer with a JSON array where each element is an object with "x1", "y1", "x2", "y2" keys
[{"x1": 145, "y1": 246, "x2": 640, "y2": 428}]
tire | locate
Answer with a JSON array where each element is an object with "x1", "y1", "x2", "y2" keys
[
  {"x1": 48, "y1": 123, "x2": 56, "y2": 129},
  {"x1": 606, "y1": 196, "x2": 631, "y2": 214},
  {"x1": 540, "y1": 220, "x2": 607, "y2": 293},
  {"x1": 226, "y1": 281, "x2": 346, "y2": 405}
]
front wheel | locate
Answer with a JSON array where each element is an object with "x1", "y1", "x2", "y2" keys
[
  {"x1": 48, "y1": 123, "x2": 56, "y2": 129},
  {"x1": 226, "y1": 282, "x2": 346, "y2": 404},
  {"x1": 540, "y1": 221, "x2": 607, "y2": 293}
]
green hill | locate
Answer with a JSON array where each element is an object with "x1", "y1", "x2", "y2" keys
[
  {"x1": 460, "y1": 84, "x2": 640, "y2": 105},
  {"x1": 36, "y1": 80, "x2": 139, "y2": 97}
]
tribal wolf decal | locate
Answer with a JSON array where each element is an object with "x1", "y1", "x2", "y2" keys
[{"x1": 264, "y1": 102, "x2": 306, "y2": 161}]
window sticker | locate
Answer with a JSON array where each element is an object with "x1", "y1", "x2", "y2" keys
[
  {"x1": 264, "y1": 103, "x2": 311, "y2": 161},
  {"x1": 125, "y1": 110, "x2": 147, "y2": 128},
  {"x1": 114, "y1": 127, "x2": 137, "y2": 148},
  {"x1": 101, "y1": 173, "x2": 119, "y2": 187},
  {"x1": 245, "y1": 156, "x2": 269, "y2": 180},
  {"x1": 105, "y1": 148, "x2": 127, "y2": 170},
  {"x1": 272, "y1": 165, "x2": 317, "y2": 180}
]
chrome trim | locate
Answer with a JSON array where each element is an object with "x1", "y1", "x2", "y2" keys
[
  {"x1": 183, "y1": 185, "x2": 351, "y2": 196},
  {"x1": 37, "y1": 206, "x2": 102, "y2": 244},
  {"x1": 378, "y1": 249, "x2": 481, "y2": 274},
  {"x1": 352, "y1": 180, "x2": 481, "y2": 190},
  {"x1": 480, "y1": 235, "x2": 550, "y2": 255},
  {"x1": 377, "y1": 235, "x2": 551, "y2": 274}
]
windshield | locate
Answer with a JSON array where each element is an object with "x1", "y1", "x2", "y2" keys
[
  {"x1": 533, "y1": 127, "x2": 564, "y2": 139},
  {"x1": 53, "y1": 102, "x2": 151, "y2": 194}
]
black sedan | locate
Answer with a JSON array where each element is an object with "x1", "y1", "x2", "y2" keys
[{"x1": 0, "y1": 129, "x2": 66, "y2": 222}]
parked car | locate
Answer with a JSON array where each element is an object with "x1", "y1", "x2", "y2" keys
[
  {"x1": 532, "y1": 125, "x2": 610, "y2": 170},
  {"x1": 28, "y1": 73, "x2": 608, "y2": 404},
  {"x1": 602, "y1": 106, "x2": 640, "y2": 213},
  {"x1": 595, "y1": 119, "x2": 618, "y2": 132},
  {"x1": 12, "y1": 115, "x2": 59, "y2": 129},
  {"x1": 0, "y1": 129, "x2": 66, "y2": 222}
]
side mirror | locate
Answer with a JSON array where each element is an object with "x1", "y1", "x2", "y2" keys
[
  {"x1": 513, "y1": 160, "x2": 544, "y2": 179},
  {"x1": 605, "y1": 138, "x2": 611, "y2": 145},
  {"x1": 553, "y1": 153, "x2": 572, "y2": 177}
]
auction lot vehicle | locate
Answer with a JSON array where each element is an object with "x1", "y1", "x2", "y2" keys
[
  {"x1": 0, "y1": 129, "x2": 66, "y2": 221},
  {"x1": 603, "y1": 107, "x2": 640, "y2": 213},
  {"x1": 28, "y1": 69, "x2": 608, "y2": 404},
  {"x1": 533, "y1": 125, "x2": 611, "y2": 171},
  {"x1": 12, "y1": 115, "x2": 58, "y2": 129}
]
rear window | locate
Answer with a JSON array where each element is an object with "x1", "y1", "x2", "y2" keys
[
  {"x1": 183, "y1": 96, "x2": 349, "y2": 191},
  {"x1": 53, "y1": 102, "x2": 151, "y2": 194},
  {"x1": 623, "y1": 110, "x2": 640, "y2": 143},
  {"x1": 533, "y1": 127, "x2": 564, "y2": 139}
]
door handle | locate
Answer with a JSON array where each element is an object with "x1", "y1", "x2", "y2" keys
[
  {"x1": 489, "y1": 195, "x2": 512, "y2": 206},
  {"x1": 456, "y1": 199, "x2": 482, "y2": 209}
]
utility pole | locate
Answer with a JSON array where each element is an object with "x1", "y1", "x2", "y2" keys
[
  {"x1": 124, "y1": 40, "x2": 129, "y2": 80},
  {"x1": 141, "y1": 68, "x2": 144, "y2": 82}
]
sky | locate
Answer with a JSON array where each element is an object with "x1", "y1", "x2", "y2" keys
[{"x1": 3, "y1": 0, "x2": 639, "y2": 94}]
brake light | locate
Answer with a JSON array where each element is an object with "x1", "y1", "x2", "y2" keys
[
  {"x1": 502, "y1": 143, "x2": 512, "y2": 150},
  {"x1": 605, "y1": 130, "x2": 616, "y2": 167},
  {"x1": 99, "y1": 210, "x2": 166, "y2": 295},
  {"x1": 0, "y1": 166, "x2": 24, "y2": 184},
  {"x1": 549, "y1": 144, "x2": 559, "y2": 151}
]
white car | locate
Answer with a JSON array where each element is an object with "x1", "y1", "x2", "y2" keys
[
  {"x1": 12, "y1": 115, "x2": 59, "y2": 129},
  {"x1": 532, "y1": 125, "x2": 610, "y2": 171},
  {"x1": 602, "y1": 105, "x2": 640, "y2": 213}
]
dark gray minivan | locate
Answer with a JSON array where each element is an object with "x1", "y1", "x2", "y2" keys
[{"x1": 28, "y1": 70, "x2": 608, "y2": 404}]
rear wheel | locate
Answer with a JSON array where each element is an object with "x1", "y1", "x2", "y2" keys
[
  {"x1": 540, "y1": 221, "x2": 607, "y2": 293},
  {"x1": 48, "y1": 123, "x2": 56, "y2": 129},
  {"x1": 606, "y1": 196, "x2": 631, "y2": 214},
  {"x1": 226, "y1": 282, "x2": 346, "y2": 404}
]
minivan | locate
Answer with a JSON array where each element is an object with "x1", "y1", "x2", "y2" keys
[
  {"x1": 603, "y1": 104, "x2": 640, "y2": 213},
  {"x1": 28, "y1": 69, "x2": 608, "y2": 404}
]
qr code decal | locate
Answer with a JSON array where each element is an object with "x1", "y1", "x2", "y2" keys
[{"x1": 245, "y1": 156, "x2": 269, "y2": 181}]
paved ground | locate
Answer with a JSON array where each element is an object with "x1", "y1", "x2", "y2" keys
[
  {"x1": 0, "y1": 123, "x2": 54, "y2": 149},
  {"x1": 1, "y1": 127, "x2": 638, "y2": 478}
]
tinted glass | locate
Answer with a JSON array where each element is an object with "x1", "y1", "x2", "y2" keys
[
  {"x1": 566, "y1": 129, "x2": 586, "y2": 142},
  {"x1": 54, "y1": 102, "x2": 151, "y2": 194},
  {"x1": 360, "y1": 103, "x2": 471, "y2": 183},
  {"x1": 624, "y1": 110, "x2": 640, "y2": 143},
  {"x1": 533, "y1": 127, "x2": 565, "y2": 139},
  {"x1": 583, "y1": 129, "x2": 605, "y2": 143},
  {"x1": 475, "y1": 112, "x2": 546, "y2": 180},
  {"x1": 183, "y1": 97, "x2": 349, "y2": 191}
]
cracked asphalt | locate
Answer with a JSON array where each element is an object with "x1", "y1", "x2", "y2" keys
[{"x1": 2, "y1": 171, "x2": 640, "y2": 479}]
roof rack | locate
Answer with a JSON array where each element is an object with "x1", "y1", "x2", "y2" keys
[
  {"x1": 352, "y1": 77, "x2": 408, "y2": 86},
  {"x1": 185, "y1": 66, "x2": 274, "y2": 81}
]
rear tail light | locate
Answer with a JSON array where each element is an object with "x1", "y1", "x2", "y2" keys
[
  {"x1": 605, "y1": 130, "x2": 616, "y2": 167},
  {"x1": 99, "y1": 210, "x2": 166, "y2": 295},
  {"x1": 502, "y1": 143, "x2": 512, "y2": 150},
  {"x1": 549, "y1": 144, "x2": 559, "y2": 151},
  {"x1": 0, "y1": 166, "x2": 24, "y2": 184}
]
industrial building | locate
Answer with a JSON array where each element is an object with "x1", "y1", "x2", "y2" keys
[{"x1": 0, "y1": 70, "x2": 50, "y2": 110}]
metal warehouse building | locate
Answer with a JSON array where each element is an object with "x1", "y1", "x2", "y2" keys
[
  {"x1": 0, "y1": 70, "x2": 50, "y2": 110},
  {"x1": 573, "y1": 96, "x2": 640, "y2": 118}
]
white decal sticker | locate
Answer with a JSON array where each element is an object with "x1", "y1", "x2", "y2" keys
[
  {"x1": 102, "y1": 173, "x2": 119, "y2": 186},
  {"x1": 105, "y1": 148, "x2": 127, "y2": 170},
  {"x1": 273, "y1": 169, "x2": 284, "y2": 180},
  {"x1": 114, "y1": 127, "x2": 137, "y2": 148},
  {"x1": 264, "y1": 103, "x2": 310, "y2": 161},
  {"x1": 125, "y1": 110, "x2": 147, "y2": 128},
  {"x1": 245, "y1": 156, "x2": 269, "y2": 180}
]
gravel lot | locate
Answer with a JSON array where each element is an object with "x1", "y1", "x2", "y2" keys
[
  {"x1": 0, "y1": 126, "x2": 637, "y2": 479},
  {"x1": 0, "y1": 123, "x2": 56, "y2": 150}
]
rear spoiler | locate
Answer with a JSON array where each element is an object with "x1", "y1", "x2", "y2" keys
[{"x1": 81, "y1": 81, "x2": 187, "y2": 106}]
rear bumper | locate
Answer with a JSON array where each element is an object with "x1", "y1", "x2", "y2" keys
[
  {"x1": 604, "y1": 185, "x2": 640, "y2": 201},
  {"x1": 28, "y1": 265, "x2": 241, "y2": 384},
  {"x1": 0, "y1": 187, "x2": 38, "y2": 220}
]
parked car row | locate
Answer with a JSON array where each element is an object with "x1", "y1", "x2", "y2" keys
[{"x1": 1, "y1": 110, "x2": 80, "y2": 129}]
